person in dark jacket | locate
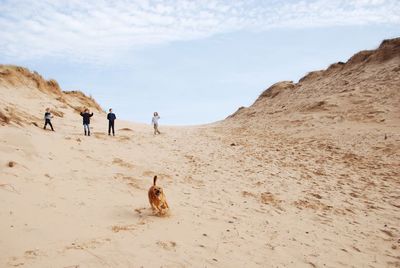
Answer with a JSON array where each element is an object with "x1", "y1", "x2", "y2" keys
[
  {"x1": 80, "y1": 108, "x2": 93, "y2": 136},
  {"x1": 107, "y1": 108, "x2": 116, "y2": 136},
  {"x1": 43, "y1": 108, "x2": 54, "y2": 131}
]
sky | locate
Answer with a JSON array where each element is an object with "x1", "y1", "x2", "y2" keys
[{"x1": 0, "y1": 0, "x2": 399, "y2": 125}]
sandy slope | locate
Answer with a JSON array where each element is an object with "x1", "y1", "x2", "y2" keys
[{"x1": 1, "y1": 38, "x2": 400, "y2": 267}]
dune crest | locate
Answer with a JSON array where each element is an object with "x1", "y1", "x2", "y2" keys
[
  {"x1": 0, "y1": 65, "x2": 103, "y2": 126},
  {"x1": 228, "y1": 37, "x2": 400, "y2": 126}
]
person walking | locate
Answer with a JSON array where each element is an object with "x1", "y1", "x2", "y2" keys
[
  {"x1": 152, "y1": 112, "x2": 161, "y2": 135},
  {"x1": 43, "y1": 108, "x2": 55, "y2": 131},
  {"x1": 107, "y1": 108, "x2": 116, "y2": 136},
  {"x1": 80, "y1": 108, "x2": 93, "y2": 136}
]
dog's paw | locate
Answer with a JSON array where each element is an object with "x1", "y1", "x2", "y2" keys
[{"x1": 156, "y1": 209, "x2": 170, "y2": 217}]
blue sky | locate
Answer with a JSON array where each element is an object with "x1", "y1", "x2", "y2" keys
[{"x1": 0, "y1": 1, "x2": 399, "y2": 125}]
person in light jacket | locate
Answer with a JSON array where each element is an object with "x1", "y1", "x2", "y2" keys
[{"x1": 152, "y1": 112, "x2": 161, "y2": 135}]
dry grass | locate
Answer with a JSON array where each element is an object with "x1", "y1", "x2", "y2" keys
[
  {"x1": 51, "y1": 109, "x2": 64, "y2": 118},
  {"x1": 63, "y1": 90, "x2": 103, "y2": 112}
]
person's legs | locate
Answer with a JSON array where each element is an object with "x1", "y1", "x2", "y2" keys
[
  {"x1": 111, "y1": 121, "x2": 115, "y2": 136},
  {"x1": 49, "y1": 121, "x2": 54, "y2": 131},
  {"x1": 44, "y1": 119, "x2": 54, "y2": 131},
  {"x1": 84, "y1": 124, "x2": 90, "y2": 136},
  {"x1": 108, "y1": 121, "x2": 111, "y2": 135},
  {"x1": 155, "y1": 124, "x2": 160, "y2": 134}
]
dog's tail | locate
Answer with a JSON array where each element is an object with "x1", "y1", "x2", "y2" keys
[{"x1": 153, "y1": 175, "x2": 157, "y2": 186}]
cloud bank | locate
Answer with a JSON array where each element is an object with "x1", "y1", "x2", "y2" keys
[{"x1": 0, "y1": 0, "x2": 399, "y2": 63}]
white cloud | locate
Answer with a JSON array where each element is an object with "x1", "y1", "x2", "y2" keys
[{"x1": 0, "y1": 0, "x2": 399, "y2": 63}]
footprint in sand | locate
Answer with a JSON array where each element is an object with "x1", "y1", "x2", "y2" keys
[
  {"x1": 112, "y1": 158, "x2": 134, "y2": 168},
  {"x1": 117, "y1": 135, "x2": 131, "y2": 142},
  {"x1": 7, "y1": 256, "x2": 24, "y2": 267},
  {"x1": 133, "y1": 207, "x2": 155, "y2": 224},
  {"x1": 111, "y1": 224, "x2": 136, "y2": 233},
  {"x1": 7, "y1": 248, "x2": 44, "y2": 267},
  {"x1": 64, "y1": 238, "x2": 111, "y2": 251},
  {"x1": 156, "y1": 241, "x2": 177, "y2": 251},
  {"x1": 24, "y1": 249, "x2": 42, "y2": 259}
]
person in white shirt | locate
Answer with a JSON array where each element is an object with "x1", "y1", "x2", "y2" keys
[{"x1": 151, "y1": 112, "x2": 161, "y2": 135}]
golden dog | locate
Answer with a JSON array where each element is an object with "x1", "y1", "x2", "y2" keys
[{"x1": 148, "y1": 175, "x2": 169, "y2": 215}]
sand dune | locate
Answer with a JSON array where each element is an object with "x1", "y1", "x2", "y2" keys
[{"x1": 1, "y1": 38, "x2": 399, "y2": 267}]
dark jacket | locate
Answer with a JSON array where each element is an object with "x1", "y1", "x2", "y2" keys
[
  {"x1": 107, "y1": 113, "x2": 116, "y2": 121},
  {"x1": 80, "y1": 112, "x2": 93, "y2": 124}
]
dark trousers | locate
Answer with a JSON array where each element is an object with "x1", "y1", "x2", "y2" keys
[
  {"x1": 108, "y1": 120, "x2": 115, "y2": 135},
  {"x1": 44, "y1": 119, "x2": 54, "y2": 131}
]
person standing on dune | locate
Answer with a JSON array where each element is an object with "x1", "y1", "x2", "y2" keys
[
  {"x1": 43, "y1": 108, "x2": 55, "y2": 131},
  {"x1": 107, "y1": 108, "x2": 116, "y2": 136},
  {"x1": 80, "y1": 108, "x2": 93, "y2": 136},
  {"x1": 152, "y1": 112, "x2": 161, "y2": 135}
]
